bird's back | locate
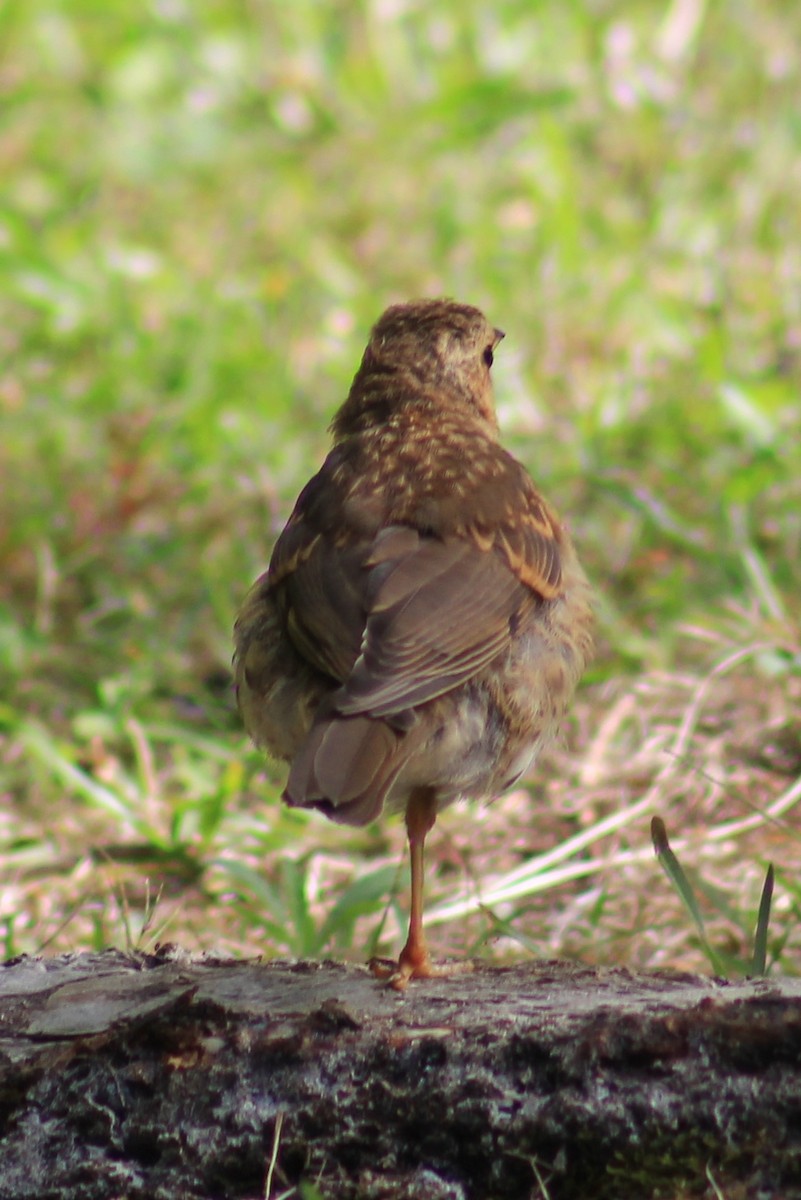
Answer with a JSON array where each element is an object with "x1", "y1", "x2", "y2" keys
[{"x1": 234, "y1": 405, "x2": 592, "y2": 826}]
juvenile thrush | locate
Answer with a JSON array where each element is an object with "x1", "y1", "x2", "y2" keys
[{"x1": 234, "y1": 299, "x2": 593, "y2": 988}]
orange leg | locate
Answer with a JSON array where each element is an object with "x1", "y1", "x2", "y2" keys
[
  {"x1": 370, "y1": 787, "x2": 475, "y2": 990},
  {"x1": 392, "y1": 786, "x2": 439, "y2": 988}
]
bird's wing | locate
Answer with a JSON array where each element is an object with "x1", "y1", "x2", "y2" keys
[
  {"x1": 269, "y1": 451, "x2": 565, "y2": 718},
  {"x1": 334, "y1": 524, "x2": 546, "y2": 718},
  {"x1": 268, "y1": 513, "x2": 366, "y2": 686}
]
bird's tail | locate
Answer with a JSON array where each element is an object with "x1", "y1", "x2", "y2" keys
[{"x1": 283, "y1": 713, "x2": 414, "y2": 827}]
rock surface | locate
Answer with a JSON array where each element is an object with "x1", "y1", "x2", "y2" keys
[{"x1": 0, "y1": 949, "x2": 799, "y2": 1199}]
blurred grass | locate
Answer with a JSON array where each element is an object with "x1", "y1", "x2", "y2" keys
[{"x1": 1, "y1": 0, "x2": 800, "y2": 965}]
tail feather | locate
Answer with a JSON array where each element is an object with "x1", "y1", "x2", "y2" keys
[{"x1": 284, "y1": 714, "x2": 411, "y2": 826}]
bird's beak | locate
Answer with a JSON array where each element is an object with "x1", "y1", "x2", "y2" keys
[{"x1": 493, "y1": 328, "x2": 505, "y2": 348}]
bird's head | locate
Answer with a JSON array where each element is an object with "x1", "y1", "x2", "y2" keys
[{"x1": 332, "y1": 298, "x2": 504, "y2": 438}]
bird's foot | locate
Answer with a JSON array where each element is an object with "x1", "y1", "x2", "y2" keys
[{"x1": 368, "y1": 948, "x2": 474, "y2": 992}]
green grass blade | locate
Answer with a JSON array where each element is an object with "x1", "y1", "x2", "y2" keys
[
  {"x1": 20, "y1": 721, "x2": 169, "y2": 846},
  {"x1": 318, "y1": 864, "x2": 398, "y2": 950},
  {"x1": 651, "y1": 817, "x2": 726, "y2": 976},
  {"x1": 751, "y1": 864, "x2": 774, "y2": 977}
]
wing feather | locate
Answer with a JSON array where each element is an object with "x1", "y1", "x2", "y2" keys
[
  {"x1": 266, "y1": 456, "x2": 565, "y2": 724},
  {"x1": 337, "y1": 530, "x2": 540, "y2": 718}
]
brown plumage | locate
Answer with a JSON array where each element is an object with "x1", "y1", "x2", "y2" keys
[{"x1": 234, "y1": 299, "x2": 593, "y2": 987}]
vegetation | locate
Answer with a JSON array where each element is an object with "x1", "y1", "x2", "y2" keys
[{"x1": 2, "y1": 0, "x2": 800, "y2": 974}]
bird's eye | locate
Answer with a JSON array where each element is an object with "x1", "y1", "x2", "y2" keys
[{"x1": 483, "y1": 346, "x2": 494, "y2": 368}]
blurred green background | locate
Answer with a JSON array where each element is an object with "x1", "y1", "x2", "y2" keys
[{"x1": 1, "y1": 0, "x2": 799, "y2": 962}]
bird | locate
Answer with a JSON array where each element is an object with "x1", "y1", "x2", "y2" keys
[{"x1": 234, "y1": 298, "x2": 593, "y2": 988}]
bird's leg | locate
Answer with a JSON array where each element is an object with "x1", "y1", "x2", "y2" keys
[
  {"x1": 370, "y1": 786, "x2": 449, "y2": 990},
  {"x1": 370, "y1": 786, "x2": 474, "y2": 989},
  {"x1": 392, "y1": 785, "x2": 439, "y2": 988}
]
